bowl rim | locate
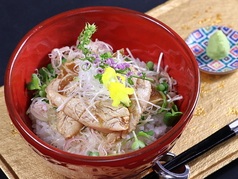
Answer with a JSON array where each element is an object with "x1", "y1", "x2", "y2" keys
[{"x1": 4, "y1": 6, "x2": 200, "y2": 163}]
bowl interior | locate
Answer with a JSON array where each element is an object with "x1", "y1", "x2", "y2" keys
[{"x1": 5, "y1": 7, "x2": 199, "y2": 161}]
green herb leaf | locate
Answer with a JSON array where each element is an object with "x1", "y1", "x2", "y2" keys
[
  {"x1": 26, "y1": 74, "x2": 41, "y2": 90},
  {"x1": 39, "y1": 84, "x2": 47, "y2": 97},
  {"x1": 47, "y1": 63, "x2": 55, "y2": 73},
  {"x1": 172, "y1": 104, "x2": 179, "y2": 112},
  {"x1": 94, "y1": 74, "x2": 103, "y2": 84},
  {"x1": 120, "y1": 101, "x2": 132, "y2": 107},
  {"x1": 42, "y1": 99, "x2": 49, "y2": 104},
  {"x1": 139, "y1": 115, "x2": 145, "y2": 121},
  {"x1": 88, "y1": 151, "x2": 100, "y2": 156},
  {"x1": 163, "y1": 111, "x2": 182, "y2": 126},
  {"x1": 38, "y1": 68, "x2": 50, "y2": 84},
  {"x1": 124, "y1": 58, "x2": 131, "y2": 62},
  {"x1": 127, "y1": 77, "x2": 134, "y2": 85},
  {"x1": 61, "y1": 58, "x2": 67, "y2": 64},
  {"x1": 27, "y1": 60, "x2": 58, "y2": 98},
  {"x1": 73, "y1": 77, "x2": 80, "y2": 81},
  {"x1": 137, "y1": 130, "x2": 154, "y2": 139},
  {"x1": 100, "y1": 52, "x2": 112, "y2": 59},
  {"x1": 131, "y1": 131, "x2": 147, "y2": 150},
  {"x1": 146, "y1": 130, "x2": 154, "y2": 136},
  {"x1": 142, "y1": 72, "x2": 146, "y2": 79},
  {"x1": 131, "y1": 140, "x2": 146, "y2": 150},
  {"x1": 163, "y1": 104, "x2": 183, "y2": 126}
]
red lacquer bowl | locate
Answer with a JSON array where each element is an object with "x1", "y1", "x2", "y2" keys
[{"x1": 4, "y1": 6, "x2": 200, "y2": 179}]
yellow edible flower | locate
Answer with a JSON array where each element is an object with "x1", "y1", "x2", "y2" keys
[
  {"x1": 108, "y1": 82, "x2": 134, "y2": 107},
  {"x1": 102, "y1": 67, "x2": 118, "y2": 87},
  {"x1": 102, "y1": 67, "x2": 134, "y2": 107}
]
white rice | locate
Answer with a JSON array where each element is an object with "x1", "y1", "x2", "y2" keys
[{"x1": 30, "y1": 111, "x2": 169, "y2": 154}]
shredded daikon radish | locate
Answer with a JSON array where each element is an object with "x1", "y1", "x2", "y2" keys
[{"x1": 157, "y1": 52, "x2": 163, "y2": 73}]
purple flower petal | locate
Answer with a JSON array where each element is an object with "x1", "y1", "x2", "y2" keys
[
  {"x1": 97, "y1": 68, "x2": 104, "y2": 74},
  {"x1": 126, "y1": 71, "x2": 133, "y2": 77},
  {"x1": 137, "y1": 71, "x2": 143, "y2": 77}
]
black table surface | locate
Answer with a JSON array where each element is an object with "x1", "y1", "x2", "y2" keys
[{"x1": 1, "y1": 0, "x2": 237, "y2": 179}]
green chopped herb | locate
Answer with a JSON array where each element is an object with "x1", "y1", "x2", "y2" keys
[
  {"x1": 88, "y1": 151, "x2": 100, "y2": 156},
  {"x1": 124, "y1": 58, "x2": 131, "y2": 62},
  {"x1": 94, "y1": 74, "x2": 103, "y2": 84},
  {"x1": 61, "y1": 58, "x2": 67, "y2": 64},
  {"x1": 73, "y1": 77, "x2": 80, "y2": 81},
  {"x1": 100, "y1": 52, "x2": 112, "y2": 59},
  {"x1": 120, "y1": 101, "x2": 132, "y2": 107},
  {"x1": 139, "y1": 115, "x2": 145, "y2": 121},
  {"x1": 127, "y1": 77, "x2": 134, "y2": 85},
  {"x1": 38, "y1": 84, "x2": 47, "y2": 97}
]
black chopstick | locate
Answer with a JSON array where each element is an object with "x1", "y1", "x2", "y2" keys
[
  {"x1": 143, "y1": 118, "x2": 238, "y2": 179},
  {"x1": 163, "y1": 119, "x2": 238, "y2": 171},
  {"x1": 163, "y1": 118, "x2": 238, "y2": 171}
]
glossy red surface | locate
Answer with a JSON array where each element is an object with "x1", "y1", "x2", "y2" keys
[{"x1": 4, "y1": 6, "x2": 200, "y2": 179}]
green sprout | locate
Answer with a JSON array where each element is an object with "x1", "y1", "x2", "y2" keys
[
  {"x1": 77, "y1": 23, "x2": 97, "y2": 55},
  {"x1": 26, "y1": 62, "x2": 57, "y2": 98},
  {"x1": 131, "y1": 130, "x2": 153, "y2": 150},
  {"x1": 163, "y1": 104, "x2": 183, "y2": 126},
  {"x1": 137, "y1": 130, "x2": 154, "y2": 139},
  {"x1": 157, "y1": 91, "x2": 168, "y2": 114},
  {"x1": 88, "y1": 151, "x2": 100, "y2": 156}
]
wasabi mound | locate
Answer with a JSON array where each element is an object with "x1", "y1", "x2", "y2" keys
[{"x1": 206, "y1": 30, "x2": 230, "y2": 60}]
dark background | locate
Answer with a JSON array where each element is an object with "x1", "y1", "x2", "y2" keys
[{"x1": 1, "y1": 0, "x2": 237, "y2": 178}]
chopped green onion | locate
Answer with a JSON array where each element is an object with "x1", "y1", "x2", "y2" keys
[{"x1": 94, "y1": 74, "x2": 103, "y2": 84}]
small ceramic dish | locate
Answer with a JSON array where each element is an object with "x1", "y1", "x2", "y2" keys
[{"x1": 186, "y1": 26, "x2": 238, "y2": 75}]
